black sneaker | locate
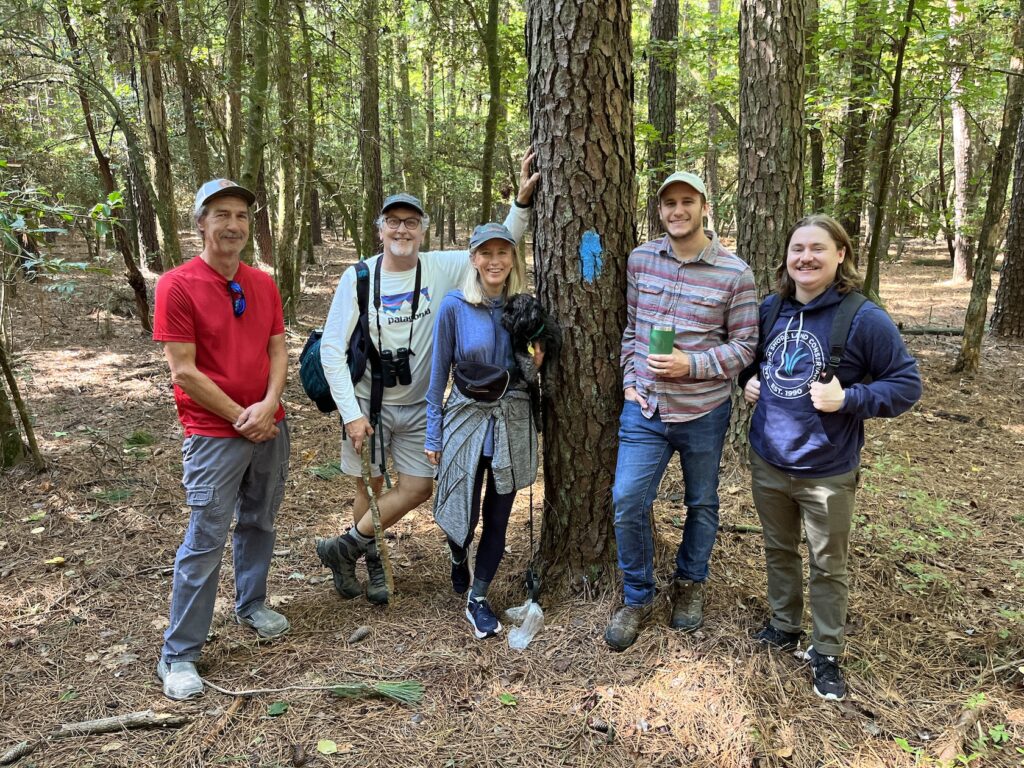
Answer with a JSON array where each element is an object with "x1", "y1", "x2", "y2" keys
[
  {"x1": 451, "y1": 557, "x2": 470, "y2": 595},
  {"x1": 754, "y1": 621, "x2": 802, "y2": 651},
  {"x1": 465, "y1": 596, "x2": 502, "y2": 639},
  {"x1": 316, "y1": 535, "x2": 363, "y2": 599},
  {"x1": 803, "y1": 647, "x2": 847, "y2": 701},
  {"x1": 364, "y1": 541, "x2": 390, "y2": 605}
]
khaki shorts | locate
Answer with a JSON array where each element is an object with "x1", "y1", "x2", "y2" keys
[{"x1": 341, "y1": 398, "x2": 435, "y2": 479}]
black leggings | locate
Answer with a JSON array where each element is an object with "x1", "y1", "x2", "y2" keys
[{"x1": 447, "y1": 456, "x2": 516, "y2": 583}]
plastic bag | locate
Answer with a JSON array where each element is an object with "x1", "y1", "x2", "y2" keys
[{"x1": 505, "y1": 599, "x2": 545, "y2": 650}]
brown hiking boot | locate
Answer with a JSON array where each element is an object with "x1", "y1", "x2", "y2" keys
[
  {"x1": 604, "y1": 603, "x2": 653, "y2": 651},
  {"x1": 669, "y1": 578, "x2": 705, "y2": 632}
]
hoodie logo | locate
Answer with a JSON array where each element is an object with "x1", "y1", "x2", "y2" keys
[{"x1": 763, "y1": 330, "x2": 824, "y2": 399}]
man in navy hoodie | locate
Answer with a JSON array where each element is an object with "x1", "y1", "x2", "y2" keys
[{"x1": 742, "y1": 214, "x2": 921, "y2": 702}]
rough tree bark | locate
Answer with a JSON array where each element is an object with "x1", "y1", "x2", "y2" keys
[
  {"x1": 863, "y1": 0, "x2": 916, "y2": 298},
  {"x1": 991, "y1": 110, "x2": 1024, "y2": 338},
  {"x1": 806, "y1": 0, "x2": 825, "y2": 211},
  {"x1": 834, "y1": 0, "x2": 877, "y2": 250},
  {"x1": 527, "y1": 0, "x2": 635, "y2": 590},
  {"x1": 954, "y1": 0, "x2": 1024, "y2": 372},
  {"x1": 241, "y1": 0, "x2": 272, "y2": 263},
  {"x1": 165, "y1": 0, "x2": 210, "y2": 186},
  {"x1": 645, "y1": 0, "x2": 679, "y2": 239},
  {"x1": 948, "y1": 0, "x2": 975, "y2": 282},
  {"x1": 359, "y1": 0, "x2": 384, "y2": 257}
]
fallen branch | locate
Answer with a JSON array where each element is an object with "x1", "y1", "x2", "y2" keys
[
  {"x1": 933, "y1": 701, "x2": 989, "y2": 763},
  {"x1": 720, "y1": 524, "x2": 763, "y2": 535},
  {"x1": 202, "y1": 678, "x2": 424, "y2": 705},
  {"x1": 361, "y1": 441, "x2": 394, "y2": 599},
  {"x1": 200, "y1": 696, "x2": 248, "y2": 753},
  {"x1": 897, "y1": 325, "x2": 963, "y2": 336},
  {"x1": 1, "y1": 710, "x2": 192, "y2": 765}
]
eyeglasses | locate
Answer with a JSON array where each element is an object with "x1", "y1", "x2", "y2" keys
[
  {"x1": 227, "y1": 280, "x2": 246, "y2": 317},
  {"x1": 383, "y1": 216, "x2": 422, "y2": 231}
]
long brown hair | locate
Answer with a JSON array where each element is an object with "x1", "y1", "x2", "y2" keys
[{"x1": 775, "y1": 214, "x2": 863, "y2": 299}]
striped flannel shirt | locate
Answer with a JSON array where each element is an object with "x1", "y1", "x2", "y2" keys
[{"x1": 621, "y1": 230, "x2": 758, "y2": 422}]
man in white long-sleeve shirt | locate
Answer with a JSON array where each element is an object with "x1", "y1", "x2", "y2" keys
[{"x1": 316, "y1": 151, "x2": 540, "y2": 604}]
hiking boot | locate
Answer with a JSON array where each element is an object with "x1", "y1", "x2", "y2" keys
[
  {"x1": 466, "y1": 596, "x2": 502, "y2": 639},
  {"x1": 754, "y1": 621, "x2": 802, "y2": 651},
  {"x1": 803, "y1": 646, "x2": 847, "y2": 701},
  {"x1": 604, "y1": 603, "x2": 653, "y2": 651},
  {"x1": 365, "y1": 541, "x2": 389, "y2": 605},
  {"x1": 156, "y1": 660, "x2": 204, "y2": 701},
  {"x1": 236, "y1": 605, "x2": 290, "y2": 639},
  {"x1": 669, "y1": 578, "x2": 705, "y2": 632},
  {"x1": 316, "y1": 535, "x2": 363, "y2": 599},
  {"x1": 450, "y1": 556, "x2": 471, "y2": 595}
]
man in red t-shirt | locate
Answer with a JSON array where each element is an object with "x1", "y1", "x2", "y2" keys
[{"x1": 151, "y1": 179, "x2": 290, "y2": 701}]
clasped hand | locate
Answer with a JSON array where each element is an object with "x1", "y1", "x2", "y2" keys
[{"x1": 234, "y1": 399, "x2": 280, "y2": 442}]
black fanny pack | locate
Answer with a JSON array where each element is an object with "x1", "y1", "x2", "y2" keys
[{"x1": 453, "y1": 362, "x2": 510, "y2": 402}]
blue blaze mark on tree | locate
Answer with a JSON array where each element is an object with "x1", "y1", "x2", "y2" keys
[{"x1": 579, "y1": 230, "x2": 604, "y2": 283}]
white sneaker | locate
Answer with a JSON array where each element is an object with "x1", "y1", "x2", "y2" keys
[
  {"x1": 156, "y1": 660, "x2": 204, "y2": 701},
  {"x1": 236, "y1": 605, "x2": 290, "y2": 638}
]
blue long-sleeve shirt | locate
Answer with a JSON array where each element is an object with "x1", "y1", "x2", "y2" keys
[{"x1": 425, "y1": 290, "x2": 515, "y2": 454}]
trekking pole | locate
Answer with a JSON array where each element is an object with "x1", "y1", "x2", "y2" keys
[{"x1": 360, "y1": 441, "x2": 394, "y2": 599}]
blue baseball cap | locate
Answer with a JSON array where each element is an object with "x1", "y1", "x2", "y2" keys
[
  {"x1": 469, "y1": 222, "x2": 516, "y2": 251},
  {"x1": 193, "y1": 178, "x2": 255, "y2": 218},
  {"x1": 381, "y1": 193, "x2": 425, "y2": 216}
]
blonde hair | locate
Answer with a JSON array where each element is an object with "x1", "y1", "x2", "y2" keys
[
  {"x1": 461, "y1": 244, "x2": 526, "y2": 305},
  {"x1": 776, "y1": 214, "x2": 864, "y2": 299}
]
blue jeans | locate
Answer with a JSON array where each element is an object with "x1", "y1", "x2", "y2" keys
[
  {"x1": 612, "y1": 399, "x2": 730, "y2": 606},
  {"x1": 162, "y1": 423, "x2": 290, "y2": 663}
]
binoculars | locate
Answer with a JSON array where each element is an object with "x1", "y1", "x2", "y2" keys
[{"x1": 380, "y1": 347, "x2": 412, "y2": 388}]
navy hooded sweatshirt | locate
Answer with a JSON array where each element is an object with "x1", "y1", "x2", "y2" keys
[{"x1": 749, "y1": 286, "x2": 922, "y2": 478}]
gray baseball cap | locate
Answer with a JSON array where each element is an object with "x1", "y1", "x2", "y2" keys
[
  {"x1": 381, "y1": 192, "x2": 425, "y2": 216},
  {"x1": 193, "y1": 178, "x2": 256, "y2": 218},
  {"x1": 657, "y1": 171, "x2": 707, "y2": 199},
  {"x1": 469, "y1": 222, "x2": 516, "y2": 251}
]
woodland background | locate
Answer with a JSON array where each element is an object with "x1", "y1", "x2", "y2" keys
[{"x1": 1, "y1": 0, "x2": 1024, "y2": 766}]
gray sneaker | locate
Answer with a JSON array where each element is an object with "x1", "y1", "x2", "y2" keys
[
  {"x1": 364, "y1": 541, "x2": 389, "y2": 605},
  {"x1": 604, "y1": 603, "x2": 653, "y2": 651},
  {"x1": 316, "y1": 535, "x2": 363, "y2": 599},
  {"x1": 236, "y1": 605, "x2": 290, "y2": 638},
  {"x1": 669, "y1": 578, "x2": 705, "y2": 632},
  {"x1": 156, "y1": 660, "x2": 204, "y2": 701}
]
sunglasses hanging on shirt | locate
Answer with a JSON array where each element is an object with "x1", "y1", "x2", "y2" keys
[{"x1": 227, "y1": 280, "x2": 246, "y2": 317}]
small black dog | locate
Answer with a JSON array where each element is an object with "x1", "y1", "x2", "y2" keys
[{"x1": 502, "y1": 293, "x2": 561, "y2": 433}]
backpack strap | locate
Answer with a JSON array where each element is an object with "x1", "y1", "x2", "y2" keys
[
  {"x1": 737, "y1": 293, "x2": 782, "y2": 389},
  {"x1": 821, "y1": 292, "x2": 868, "y2": 382}
]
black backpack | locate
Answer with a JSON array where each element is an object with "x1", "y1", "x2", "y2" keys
[
  {"x1": 299, "y1": 261, "x2": 376, "y2": 413},
  {"x1": 737, "y1": 291, "x2": 868, "y2": 389}
]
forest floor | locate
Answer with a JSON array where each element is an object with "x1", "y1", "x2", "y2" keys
[{"x1": 1, "y1": 235, "x2": 1023, "y2": 768}]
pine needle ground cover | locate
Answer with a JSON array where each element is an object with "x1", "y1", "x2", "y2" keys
[{"x1": 1, "y1": 238, "x2": 1022, "y2": 767}]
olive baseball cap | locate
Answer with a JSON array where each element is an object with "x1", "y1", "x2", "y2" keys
[
  {"x1": 381, "y1": 192, "x2": 425, "y2": 216},
  {"x1": 657, "y1": 171, "x2": 707, "y2": 199},
  {"x1": 193, "y1": 179, "x2": 256, "y2": 218},
  {"x1": 469, "y1": 222, "x2": 516, "y2": 251}
]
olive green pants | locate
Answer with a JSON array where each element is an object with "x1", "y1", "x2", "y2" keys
[{"x1": 749, "y1": 450, "x2": 858, "y2": 657}]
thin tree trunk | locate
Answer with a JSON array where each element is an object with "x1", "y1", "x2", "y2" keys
[
  {"x1": 165, "y1": 0, "x2": 210, "y2": 186},
  {"x1": 225, "y1": 0, "x2": 243, "y2": 178},
  {"x1": 241, "y1": 0, "x2": 272, "y2": 263},
  {"x1": 706, "y1": 0, "x2": 721, "y2": 230},
  {"x1": 0, "y1": 339, "x2": 44, "y2": 470},
  {"x1": 136, "y1": 6, "x2": 182, "y2": 267},
  {"x1": 937, "y1": 106, "x2": 957, "y2": 263},
  {"x1": 948, "y1": 0, "x2": 974, "y2": 282},
  {"x1": 359, "y1": 0, "x2": 383, "y2": 257},
  {"x1": 646, "y1": 0, "x2": 679, "y2": 239},
  {"x1": 954, "y1": 0, "x2": 1024, "y2": 370},
  {"x1": 0, "y1": 361, "x2": 24, "y2": 468},
  {"x1": 527, "y1": 0, "x2": 635, "y2": 590},
  {"x1": 395, "y1": 0, "x2": 418, "y2": 198},
  {"x1": 274, "y1": 0, "x2": 297, "y2": 318},
  {"x1": 863, "y1": 0, "x2": 917, "y2": 298},
  {"x1": 422, "y1": 43, "x2": 435, "y2": 250},
  {"x1": 834, "y1": 0, "x2": 877, "y2": 251},
  {"x1": 477, "y1": 0, "x2": 501, "y2": 224},
  {"x1": 806, "y1": 0, "x2": 825, "y2": 211}
]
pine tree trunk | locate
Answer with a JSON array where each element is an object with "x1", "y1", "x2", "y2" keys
[
  {"x1": 422, "y1": 44, "x2": 435, "y2": 250},
  {"x1": 274, "y1": 0, "x2": 297, "y2": 318},
  {"x1": 834, "y1": 0, "x2": 877, "y2": 250},
  {"x1": 954, "y1": 0, "x2": 1024, "y2": 370},
  {"x1": 241, "y1": 0, "x2": 272, "y2": 265},
  {"x1": 477, "y1": 0, "x2": 501, "y2": 224},
  {"x1": 948, "y1": 0, "x2": 974, "y2": 282},
  {"x1": 645, "y1": 0, "x2": 679, "y2": 239},
  {"x1": 527, "y1": 0, "x2": 635, "y2": 591},
  {"x1": 225, "y1": 0, "x2": 243, "y2": 178},
  {"x1": 253, "y1": 163, "x2": 275, "y2": 267},
  {"x1": 137, "y1": 7, "x2": 182, "y2": 268},
  {"x1": 359, "y1": 0, "x2": 384, "y2": 257},
  {"x1": 991, "y1": 110, "x2": 1024, "y2": 338},
  {"x1": 395, "y1": 0, "x2": 418, "y2": 199}
]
